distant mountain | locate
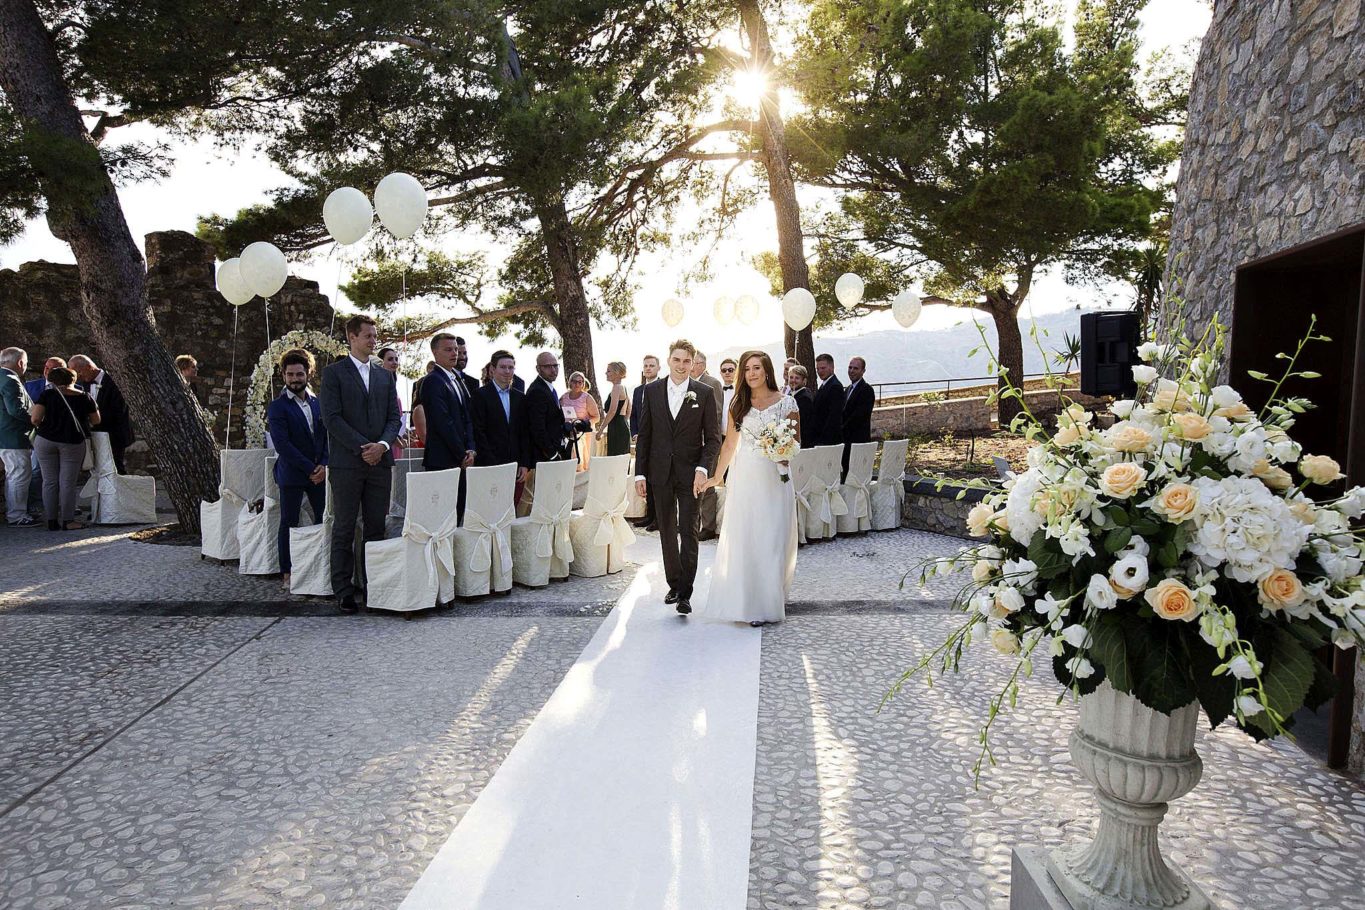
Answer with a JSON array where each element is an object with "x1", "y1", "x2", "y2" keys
[{"x1": 719, "y1": 306, "x2": 1121, "y2": 390}]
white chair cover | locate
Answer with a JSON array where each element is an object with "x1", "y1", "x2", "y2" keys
[
  {"x1": 510, "y1": 459, "x2": 577, "y2": 587},
  {"x1": 837, "y1": 442, "x2": 879, "y2": 535},
  {"x1": 450, "y1": 463, "x2": 518, "y2": 597},
  {"x1": 569, "y1": 454, "x2": 635, "y2": 577},
  {"x1": 385, "y1": 457, "x2": 424, "y2": 537},
  {"x1": 869, "y1": 438, "x2": 910, "y2": 531},
  {"x1": 365, "y1": 468, "x2": 462, "y2": 612},
  {"x1": 805, "y1": 445, "x2": 848, "y2": 541},
  {"x1": 789, "y1": 448, "x2": 821, "y2": 546},
  {"x1": 237, "y1": 455, "x2": 281, "y2": 575},
  {"x1": 624, "y1": 456, "x2": 647, "y2": 519},
  {"x1": 288, "y1": 473, "x2": 336, "y2": 596},
  {"x1": 76, "y1": 432, "x2": 157, "y2": 526},
  {"x1": 200, "y1": 448, "x2": 268, "y2": 558}
]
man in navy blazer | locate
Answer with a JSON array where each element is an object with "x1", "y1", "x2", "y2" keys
[
  {"x1": 320, "y1": 315, "x2": 401, "y2": 612},
  {"x1": 268, "y1": 349, "x2": 329, "y2": 583},
  {"x1": 472, "y1": 350, "x2": 532, "y2": 507},
  {"x1": 420, "y1": 333, "x2": 477, "y2": 472},
  {"x1": 809, "y1": 353, "x2": 845, "y2": 448}
]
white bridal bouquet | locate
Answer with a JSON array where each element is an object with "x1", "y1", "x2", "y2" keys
[
  {"x1": 896, "y1": 317, "x2": 1365, "y2": 776},
  {"x1": 748, "y1": 415, "x2": 800, "y2": 482}
]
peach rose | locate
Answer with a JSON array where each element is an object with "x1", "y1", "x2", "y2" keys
[
  {"x1": 972, "y1": 559, "x2": 996, "y2": 583},
  {"x1": 1100, "y1": 463, "x2": 1147, "y2": 499},
  {"x1": 1145, "y1": 578, "x2": 1199, "y2": 621},
  {"x1": 1152, "y1": 388, "x2": 1194, "y2": 413},
  {"x1": 1110, "y1": 424, "x2": 1153, "y2": 453},
  {"x1": 1170, "y1": 413, "x2": 1211, "y2": 441},
  {"x1": 1288, "y1": 500, "x2": 1316, "y2": 525},
  {"x1": 1213, "y1": 401, "x2": 1252, "y2": 420},
  {"x1": 1251, "y1": 459, "x2": 1293, "y2": 492},
  {"x1": 1054, "y1": 424, "x2": 1082, "y2": 447},
  {"x1": 1257, "y1": 569, "x2": 1305, "y2": 611},
  {"x1": 1150, "y1": 483, "x2": 1198, "y2": 522},
  {"x1": 993, "y1": 509, "x2": 1010, "y2": 532},
  {"x1": 967, "y1": 503, "x2": 994, "y2": 537},
  {"x1": 1300, "y1": 454, "x2": 1345, "y2": 485},
  {"x1": 990, "y1": 628, "x2": 1021, "y2": 655}
]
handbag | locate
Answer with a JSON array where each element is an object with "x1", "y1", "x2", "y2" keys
[{"x1": 56, "y1": 390, "x2": 95, "y2": 472}]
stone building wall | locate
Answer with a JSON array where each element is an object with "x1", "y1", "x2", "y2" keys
[
  {"x1": 899, "y1": 477, "x2": 989, "y2": 539},
  {"x1": 0, "y1": 230, "x2": 338, "y2": 472},
  {"x1": 1168, "y1": 0, "x2": 1364, "y2": 329}
]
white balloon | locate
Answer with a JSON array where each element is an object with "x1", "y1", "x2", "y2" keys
[
  {"x1": 782, "y1": 287, "x2": 816, "y2": 332},
  {"x1": 323, "y1": 187, "x2": 373, "y2": 245},
  {"x1": 713, "y1": 295, "x2": 735, "y2": 325},
  {"x1": 216, "y1": 258, "x2": 254, "y2": 306},
  {"x1": 835, "y1": 272, "x2": 865, "y2": 309},
  {"x1": 892, "y1": 289, "x2": 923, "y2": 328},
  {"x1": 239, "y1": 241, "x2": 288, "y2": 298},
  {"x1": 374, "y1": 172, "x2": 428, "y2": 240},
  {"x1": 661, "y1": 297, "x2": 685, "y2": 327},
  {"x1": 735, "y1": 294, "x2": 759, "y2": 325}
]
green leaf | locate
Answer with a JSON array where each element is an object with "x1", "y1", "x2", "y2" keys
[
  {"x1": 1186, "y1": 635, "x2": 1236, "y2": 729},
  {"x1": 1132, "y1": 622, "x2": 1197, "y2": 713},
  {"x1": 1104, "y1": 526, "x2": 1133, "y2": 554},
  {"x1": 1107, "y1": 505, "x2": 1130, "y2": 526},
  {"x1": 1131, "y1": 518, "x2": 1161, "y2": 536},
  {"x1": 1089, "y1": 612, "x2": 1134, "y2": 694},
  {"x1": 1303, "y1": 651, "x2": 1339, "y2": 712},
  {"x1": 1156, "y1": 538, "x2": 1181, "y2": 569},
  {"x1": 1028, "y1": 532, "x2": 1071, "y2": 580},
  {"x1": 1257, "y1": 627, "x2": 1316, "y2": 723}
]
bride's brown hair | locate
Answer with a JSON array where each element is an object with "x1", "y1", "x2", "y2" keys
[{"x1": 729, "y1": 350, "x2": 779, "y2": 429}]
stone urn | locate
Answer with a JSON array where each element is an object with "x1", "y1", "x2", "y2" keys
[{"x1": 1040, "y1": 681, "x2": 1218, "y2": 910}]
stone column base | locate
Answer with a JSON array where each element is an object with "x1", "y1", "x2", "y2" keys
[{"x1": 1010, "y1": 846, "x2": 1218, "y2": 910}]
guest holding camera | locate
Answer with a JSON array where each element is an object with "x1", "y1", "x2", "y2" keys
[{"x1": 559, "y1": 371, "x2": 600, "y2": 471}]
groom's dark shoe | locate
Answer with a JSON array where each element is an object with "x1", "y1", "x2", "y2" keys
[
  {"x1": 336, "y1": 595, "x2": 359, "y2": 614},
  {"x1": 675, "y1": 598, "x2": 692, "y2": 615},
  {"x1": 664, "y1": 589, "x2": 679, "y2": 605}
]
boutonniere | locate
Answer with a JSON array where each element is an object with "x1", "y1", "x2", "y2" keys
[{"x1": 684, "y1": 391, "x2": 698, "y2": 403}]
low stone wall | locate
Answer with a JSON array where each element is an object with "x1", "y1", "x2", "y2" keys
[
  {"x1": 900, "y1": 475, "x2": 991, "y2": 539},
  {"x1": 873, "y1": 387, "x2": 1107, "y2": 438}
]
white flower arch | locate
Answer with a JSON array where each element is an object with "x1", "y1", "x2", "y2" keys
[{"x1": 244, "y1": 330, "x2": 349, "y2": 447}]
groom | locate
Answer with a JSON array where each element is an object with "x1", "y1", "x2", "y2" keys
[{"x1": 634, "y1": 339, "x2": 722, "y2": 615}]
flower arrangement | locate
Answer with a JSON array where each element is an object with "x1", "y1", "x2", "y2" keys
[
  {"x1": 747, "y1": 413, "x2": 800, "y2": 481},
  {"x1": 243, "y1": 330, "x2": 348, "y2": 447},
  {"x1": 896, "y1": 317, "x2": 1365, "y2": 778}
]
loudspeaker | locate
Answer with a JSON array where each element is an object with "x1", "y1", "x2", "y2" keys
[{"x1": 1080, "y1": 312, "x2": 1140, "y2": 397}]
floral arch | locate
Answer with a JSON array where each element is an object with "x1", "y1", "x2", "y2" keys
[{"x1": 243, "y1": 329, "x2": 348, "y2": 447}]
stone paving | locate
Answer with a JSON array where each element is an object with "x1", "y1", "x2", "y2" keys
[{"x1": 1, "y1": 522, "x2": 1361, "y2": 909}]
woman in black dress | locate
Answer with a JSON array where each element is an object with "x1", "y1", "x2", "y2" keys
[{"x1": 598, "y1": 361, "x2": 631, "y2": 457}]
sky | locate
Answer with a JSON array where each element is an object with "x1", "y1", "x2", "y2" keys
[{"x1": 1, "y1": 0, "x2": 1212, "y2": 384}]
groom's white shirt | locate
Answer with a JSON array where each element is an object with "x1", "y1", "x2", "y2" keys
[{"x1": 634, "y1": 375, "x2": 709, "y2": 483}]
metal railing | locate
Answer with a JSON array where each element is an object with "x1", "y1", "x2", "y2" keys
[{"x1": 871, "y1": 371, "x2": 1074, "y2": 402}]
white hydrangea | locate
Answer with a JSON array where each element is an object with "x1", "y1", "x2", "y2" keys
[
  {"x1": 1188, "y1": 476, "x2": 1310, "y2": 582},
  {"x1": 1004, "y1": 469, "x2": 1046, "y2": 546}
]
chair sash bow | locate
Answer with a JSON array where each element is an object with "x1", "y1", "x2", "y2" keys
[
  {"x1": 582, "y1": 493, "x2": 636, "y2": 550},
  {"x1": 403, "y1": 509, "x2": 461, "y2": 591},
  {"x1": 843, "y1": 474, "x2": 872, "y2": 520},
  {"x1": 814, "y1": 478, "x2": 848, "y2": 524},
  {"x1": 463, "y1": 506, "x2": 515, "y2": 575},
  {"x1": 530, "y1": 499, "x2": 575, "y2": 563}
]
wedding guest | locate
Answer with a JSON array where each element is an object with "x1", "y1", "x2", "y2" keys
[
  {"x1": 24, "y1": 356, "x2": 64, "y2": 513},
  {"x1": 376, "y1": 347, "x2": 410, "y2": 456},
  {"x1": 841, "y1": 356, "x2": 876, "y2": 479},
  {"x1": 268, "y1": 349, "x2": 328, "y2": 586},
  {"x1": 411, "y1": 360, "x2": 437, "y2": 446},
  {"x1": 0, "y1": 347, "x2": 36, "y2": 526},
  {"x1": 597, "y1": 362, "x2": 631, "y2": 457},
  {"x1": 781, "y1": 357, "x2": 799, "y2": 395},
  {"x1": 27, "y1": 366, "x2": 98, "y2": 531},
  {"x1": 420, "y1": 333, "x2": 476, "y2": 472},
  {"x1": 525, "y1": 352, "x2": 566, "y2": 463},
  {"x1": 68, "y1": 354, "x2": 133, "y2": 474},
  {"x1": 24, "y1": 356, "x2": 62, "y2": 402},
  {"x1": 378, "y1": 348, "x2": 400, "y2": 373},
  {"x1": 788, "y1": 365, "x2": 815, "y2": 447},
  {"x1": 809, "y1": 352, "x2": 844, "y2": 448},
  {"x1": 453, "y1": 336, "x2": 481, "y2": 399},
  {"x1": 631, "y1": 354, "x2": 660, "y2": 530},
  {"x1": 320, "y1": 314, "x2": 401, "y2": 613},
  {"x1": 176, "y1": 354, "x2": 208, "y2": 409},
  {"x1": 718, "y1": 358, "x2": 738, "y2": 438},
  {"x1": 560, "y1": 371, "x2": 600, "y2": 471},
  {"x1": 472, "y1": 350, "x2": 532, "y2": 506},
  {"x1": 690, "y1": 352, "x2": 724, "y2": 539}
]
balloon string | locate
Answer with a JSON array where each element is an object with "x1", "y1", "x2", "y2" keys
[
  {"x1": 264, "y1": 294, "x2": 274, "y2": 400},
  {"x1": 402, "y1": 264, "x2": 408, "y2": 353},
  {"x1": 329, "y1": 244, "x2": 341, "y2": 339},
  {"x1": 226, "y1": 305, "x2": 238, "y2": 450}
]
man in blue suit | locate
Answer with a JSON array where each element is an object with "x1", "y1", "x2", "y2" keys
[
  {"x1": 268, "y1": 348, "x2": 328, "y2": 585},
  {"x1": 420, "y1": 333, "x2": 477, "y2": 472}
]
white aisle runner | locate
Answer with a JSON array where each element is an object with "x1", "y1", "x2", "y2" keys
[{"x1": 400, "y1": 541, "x2": 761, "y2": 910}]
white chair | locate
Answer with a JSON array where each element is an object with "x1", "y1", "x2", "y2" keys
[
  {"x1": 869, "y1": 438, "x2": 910, "y2": 531},
  {"x1": 569, "y1": 454, "x2": 635, "y2": 577},
  {"x1": 78, "y1": 432, "x2": 157, "y2": 526},
  {"x1": 386, "y1": 457, "x2": 424, "y2": 537},
  {"x1": 837, "y1": 442, "x2": 879, "y2": 535},
  {"x1": 449, "y1": 463, "x2": 518, "y2": 598},
  {"x1": 805, "y1": 445, "x2": 848, "y2": 541},
  {"x1": 625, "y1": 456, "x2": 648, "y2": 520},
  {"x1": 200, "y1": 448, "x2": 268, "y2": 559},
  {"x1": 288, "y1": 474, "x2": 338, "y2": 596},
  {"x1": 237, "y1": 456, "x2": 281, "y2": 575},
  {"x1": 364, "y1": 468, "x2": 462, "y2": 613},
  {"x1": 790, "y1": 448, "x2": 821, "y2": 545},
  {"x1": 510, "y1": 459, "x2": 577, "y2": 588}
]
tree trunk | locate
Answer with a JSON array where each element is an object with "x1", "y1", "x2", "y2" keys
[
  {"x1": 739, "y1": 0, "x2": 815, "y2": 380},
  {"x1": 536, "y1": 198, "x2": 598, "y2": 401},
  {"x1": 986, "y1": 293, "x2": 1026, "y2": 427},
  {"x1": 0, "y1": 0, "x2": 218, "y2": 532}
]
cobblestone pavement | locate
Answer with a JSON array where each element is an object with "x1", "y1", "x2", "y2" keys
[{"x1": 747, "y1": 615, "x2": 1365, "y2": 910}]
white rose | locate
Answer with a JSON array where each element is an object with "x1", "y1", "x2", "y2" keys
[
  {"x1": 1111, "y1": 399, "x2": 1136, "y2": 419},
  {"x1": 1003, "y1": 557, "x2": 1039, "y2": 590},
  {"x1": 1086, "y1": 574, "x2": 1118, "y2": 610},
  {"x1": 1131, "y1": 365, "x2": 1158, "y2": 384},
  {"x1": 994, "y1": 586, "x2": 1026, "y2": 615},
  {"x1": 1210, "y1": 385, "x2": 1242, "y2": 409},
  {"x1": 1300, "y1": 454, "x2": 1345, "y2": 485},
  {"x1": 990, "y1": 628, "x2": 1021, "y2": 655},
  {"x1": 1137, "y1": 342, "x2": 1168, "y2": 363}
]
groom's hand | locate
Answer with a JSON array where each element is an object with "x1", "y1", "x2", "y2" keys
[
  {"x1": 692, "y1": 471, "x2": 707, "y2": 498},
  {"x1": 635, "y1": 478, "x2": 647, "y2": 499}
]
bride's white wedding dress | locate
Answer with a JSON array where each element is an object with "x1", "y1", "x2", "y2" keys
[{"x1": 699, "y1": 395, "x2": 799, "y2": 624}]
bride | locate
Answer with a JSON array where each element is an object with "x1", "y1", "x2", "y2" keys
[{"x1": 698, "y1": 350, "x2": 799, "y2": 626}]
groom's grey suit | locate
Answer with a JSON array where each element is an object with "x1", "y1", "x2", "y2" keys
[{"x1": 635, "y1": 377, "x2": 722, "y2": 601}]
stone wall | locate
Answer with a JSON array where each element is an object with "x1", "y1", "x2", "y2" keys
[
  {"x1": 872, "y1": 387, "x2": 1108, "y2": 438},
  {"x1": 900, "y1": 476, "x2": 989, "y2": 539},
  {"x1": 0, "y1": 231, "x2": 338, "y2": 473},
  {"x1": 1168, "y1": 0, "x2": 1364, "y2": 331}
]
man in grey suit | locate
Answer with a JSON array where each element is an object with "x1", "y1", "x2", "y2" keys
[
  {"x1": 320, "y1": 314, "x2": 401, "y2": 613},
  {"x1": 689, "y1": 351, "x2": 724, "y2": 540}
]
